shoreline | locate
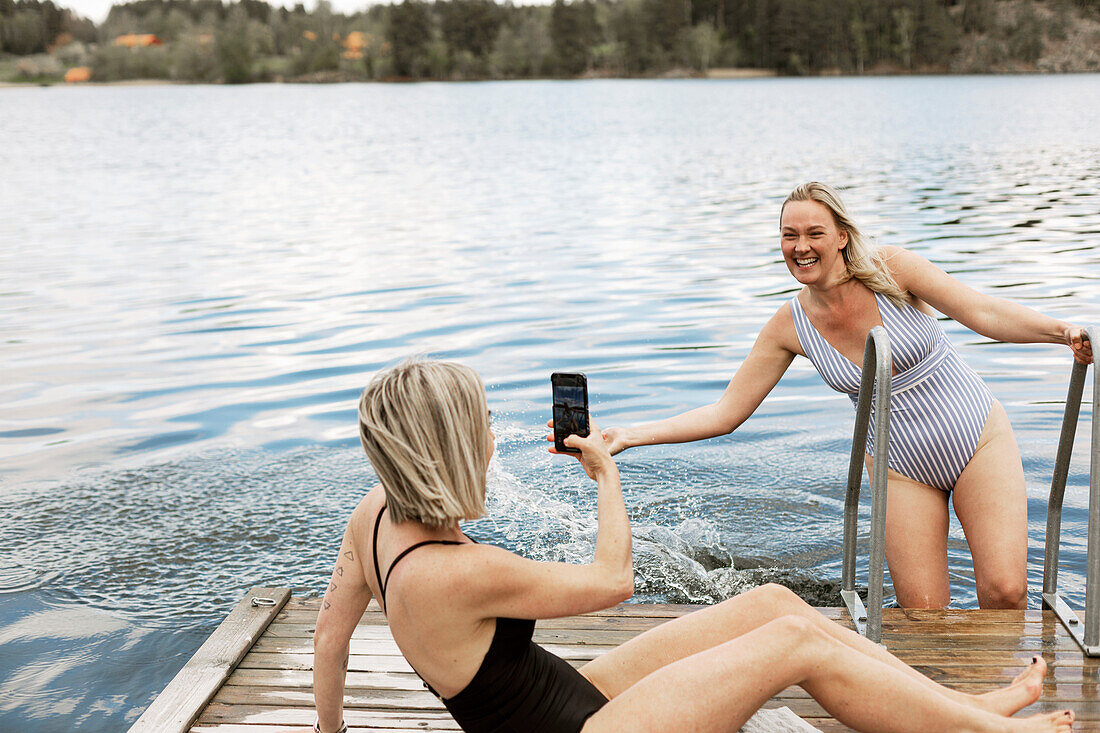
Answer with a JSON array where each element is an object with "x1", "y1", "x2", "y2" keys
[{"x1": 3, "y1": 68, "x2": 1100, "y2": 88}]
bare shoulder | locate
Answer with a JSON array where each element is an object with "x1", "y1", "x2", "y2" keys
[
  {"x1": 393, "y1": 542, "x2": 505, "y2": 611},
  {"x1": 347, "y1": 486, "x2": 386, "y2": 546},
  {"x1": 876, "y1": 245, "x2": 936, "y2": 287},
  {"x1": 760, "y1": 300, "x2": 802, "y2": 357}
]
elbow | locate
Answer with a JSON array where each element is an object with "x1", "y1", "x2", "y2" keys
[
  {"x1": 613, "y1": 570, "x2": 635, "y2": 604},
  {"x1": 313, "y1": 618, "x2": 346, "y2": 660},
  {"x1": 715, "y1": 409, "x2": 739, "y2": 436}
]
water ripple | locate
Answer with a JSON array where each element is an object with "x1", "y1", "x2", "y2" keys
[{"x1": 0, "y1": 77, "x2": 1098, "y2": 731}]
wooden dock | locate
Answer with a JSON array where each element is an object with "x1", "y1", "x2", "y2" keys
[{"x1": 133, "y1": 587, "x2": 1100, "y2": 732}]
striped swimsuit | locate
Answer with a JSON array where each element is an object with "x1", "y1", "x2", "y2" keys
[{"x1": 790, "y1": 291, "x2": 994, "y2": 492}]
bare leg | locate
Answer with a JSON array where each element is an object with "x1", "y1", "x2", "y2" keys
[
  {"x1": 581, "y1": 583, "x2": 1043, "y2": 717},
  {"x1": 953, "y1": 401, "x2": 1028, "y2": 610},
  {"x1": 867, "y1": 456, "x2": 953, "y2": 609},
  {"x1": 582, "y1": 615, "x2": 1072, "y2": 733}
]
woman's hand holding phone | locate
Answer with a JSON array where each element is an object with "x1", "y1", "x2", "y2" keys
[{"x1": 547, "y1": 418, "x2": 617, "y2": 481}]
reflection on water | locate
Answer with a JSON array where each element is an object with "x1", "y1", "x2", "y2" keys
[
  {"x1": 0, "y1": 590, "x2": 206, "y2": 730},
  {"x1": 0, "y1": 76, "x2": 1098, "y2": 730}
]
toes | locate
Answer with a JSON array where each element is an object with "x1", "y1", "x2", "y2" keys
[
  {"x1": 1030, "y1": 656, "x2": 1048, "y2": 679},
  {"x1": 1015, "y1": 655, "x2": 1046, "y2": 685}
]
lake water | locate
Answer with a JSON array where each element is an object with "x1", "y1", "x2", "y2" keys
[{"x1": 1, "y1": 75, "x2": 1098, "y2": 731}]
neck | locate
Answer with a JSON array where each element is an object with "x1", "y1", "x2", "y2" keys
[
  {"x1": 404, "y1": 518, "x2": 464, "y2": 542},
  {"x1": 805, "y1": 269, "x2": 857, "y2": 307}
]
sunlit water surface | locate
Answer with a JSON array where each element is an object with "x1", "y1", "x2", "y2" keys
[{"x1": 1, "y1": 76, "x2": 1098, "y2": 731}]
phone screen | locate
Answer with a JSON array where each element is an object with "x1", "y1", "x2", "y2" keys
[{"x1": 552, "y1": 373, "x2": 589, "y2": 453}]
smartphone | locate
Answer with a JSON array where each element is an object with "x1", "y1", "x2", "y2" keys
[{"x1": 551, "y1": 372, "x2": 589, "y2": 453}]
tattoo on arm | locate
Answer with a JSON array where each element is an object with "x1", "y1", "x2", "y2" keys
[
  {"x1": 343, "y1": 550, "x2": 354, "y2": 560},
  {"x1": 323, "y1": 600, "x2": 331, "y2": 610},
  {"x1": 336, "y1": 566, "x2": 344, "y2": 576},
  {"x1": 329, "y1": 582, "x2": 338, "y2": 592}
]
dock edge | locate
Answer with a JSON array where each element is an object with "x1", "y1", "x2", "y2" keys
[{"x1": 129, "y1": 586, "x2": 292, "y2": 733}]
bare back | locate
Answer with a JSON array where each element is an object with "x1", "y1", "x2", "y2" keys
[{"x1": 357, "y1": 487, "x2": 497, "y2": 699}]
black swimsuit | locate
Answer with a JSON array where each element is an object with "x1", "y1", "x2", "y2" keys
[{"x1": 371, "y1": 505, "x2": 608, "y2": 733}]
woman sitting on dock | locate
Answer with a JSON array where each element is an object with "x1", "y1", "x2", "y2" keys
[
  {"x1": 312, "y1": 358, "x2": 1072, "y2": 733},
  {"x1": 602, "y1": 182, "x2": 1093, "y2": 611}
]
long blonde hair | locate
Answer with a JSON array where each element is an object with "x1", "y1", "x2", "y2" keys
[
  {"x1": 782, "y1": 182, "x2": 907, "y2": 307},
  {"x1": 358, "y1": 359, "x2": 490, "y2": 528}
]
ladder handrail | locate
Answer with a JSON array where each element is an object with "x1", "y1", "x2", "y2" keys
[
  {"x1": 841, "y1": 326, "x2": 891, "y2": 643},
  {"x1": 1043, "y1": 327, "x2": 1097, "y2": 654}
]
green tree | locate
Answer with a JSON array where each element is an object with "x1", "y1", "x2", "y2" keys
[
  {"x1": 914, "y1": 0, "x2": 959, "y2": 66},
  {"x1": 90, "y1": 43, "x2": 172, "y2": 79},
  {"x1": 439, "y1": 0, "x2": 501, "y2": 58},
  {"x1": 680, "y1": 22, "x2": 719, "y2": 70},
  {"x1": 644, "y1": 0, "x2": 685, "y2": 52},
  {"x1": 1009, "y1": 2, "x2": 1043, "y2": 63},
  {"x1": 549, "y1": 0, "x2": 596, "y2": 75},
  {"x1": 216, "y1": 6, "x2": 254, "y2": 82},
  {"x1": 1, "y1": 10, "x2": 46, "y2": 54},
  {"x1": 610, "y1": 0, "x2": 655, "y2": 73},
  {"x1": 490, "y1": 11, "x2": 550, "y2": 76},
  {"x1": 173, "y1": 32, "x2": 220, "y2": 80},
  {"x1": 850, "y1": 10, "x2": 868, "y2": 73},
  {"x1": 961, "y1": 0, "x2": 994, "y2": 34},
  {"x1": 892, "y1": 6, "x2": 913, "y2": 69},
  {"x1": 387, "y1": 0, "x2": 431, "y2": 77}
]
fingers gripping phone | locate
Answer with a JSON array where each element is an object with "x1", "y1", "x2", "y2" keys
[{"x1": 552, "y1": 372, "x2": 589, "y2": 453}]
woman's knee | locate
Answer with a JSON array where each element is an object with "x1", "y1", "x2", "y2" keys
[
  {"x1": 746, "y1": 582, "x2": 804, "y2": 612},
  {"x1": 978, "y1": 575, "x2": 1027, "y2": 609},
  {"x1": 768, "y1": 614, "x2": 828, "y2": 650},
  {"x1": 894, "y1": 583, "x2": 951, "y2": 609}
]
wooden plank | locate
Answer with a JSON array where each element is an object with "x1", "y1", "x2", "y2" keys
[
  {"x1": 180, "y1": 596, "x2": 1100, "y2": 732},
  {"x1": 251, "y1": 637, "x2": 613, "y2": 660},
  {"x1": 193, "y1": 721, "x2": 437, "y2": 726},
  {"x1": 268, "y1": 615, "x2": 679, "y2": 633},
  {"x1": 280, "y1": 598, "x2": 714, "y2": 617},
  {"x1": 196, "y1": 703, "x2": 461, "y2": 728},
  {"x1": 238, "y1": 652, "x2": 595, "y2": 673},
  {"x1": 281, "y1": 598, "x2": 1057, "y2": 624},
  {"x1": 258, "y1": 622, "x2": 1084, "y2": 652},
  {"x1": 131, "y1": 587, "x2": 291, "y2": 733},
  {"x1": 209, "y1": 684, "x2": 818, "y2": 710},
  {"x1": 269, "y1": 613, "x2": 1060, "y2": 637},
  {"x1": 256, "y1": 624, "x2": 645, "y2": 646}
]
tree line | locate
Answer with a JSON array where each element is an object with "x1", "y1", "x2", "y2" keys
[
  {"x1": 1, "y1": 0, "x2": 95, "y2": 54},
  {"x1": 2, "y1": 0, "x2": 1095, "y2": 82}
]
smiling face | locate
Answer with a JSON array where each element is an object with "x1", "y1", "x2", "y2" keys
[{"x1": 780, "y1": 199, "x2": 850, "y2": 286}]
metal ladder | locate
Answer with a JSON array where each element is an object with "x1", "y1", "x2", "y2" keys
[
  {"x1": 1043, "y1": 328, "x2": 1098, "y2": 654},
  {"x1": 840, "y1": 326, "x2": 892, "y2": 643}
]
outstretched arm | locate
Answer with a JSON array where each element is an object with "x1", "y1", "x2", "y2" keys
[
  {"x1": 603, "y1": 307, "x2": 798, "y2": 454},
  {"x1": 884, "y1": 246, "x2": 1093, "y2": 365},
  {"x1": 447, "y1": 421, "x2": 632, "y2": 621}
]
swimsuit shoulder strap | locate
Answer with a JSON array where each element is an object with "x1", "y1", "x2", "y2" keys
[
  {"x1": 371, "y1": 503, "x2": 387, "y2": 607},
  {"x1": 372, "y1": 503, "x2": 463, "y2": 610},
  {"x1": 381, "y1": 539, "x2": 463, "y2": 601}
]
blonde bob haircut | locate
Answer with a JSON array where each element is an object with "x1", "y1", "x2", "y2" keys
[
  {"x1": 782, "y1": 182, "x2": 908, "y2": 308},
  {"x1": 358, "y1": 359, "x2": 490, "y2": 528}
]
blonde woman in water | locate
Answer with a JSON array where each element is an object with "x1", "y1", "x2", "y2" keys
[
  {"x1": 602, "y1": 182, "x2": 1092, "y2": 610},
  {"x1": 311, "y1": 359, "x2": 1073, "y2": 733}
]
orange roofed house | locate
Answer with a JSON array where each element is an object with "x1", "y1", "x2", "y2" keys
[{"x1": 113, "y1": 34, "x2": 163, "y2": 48}]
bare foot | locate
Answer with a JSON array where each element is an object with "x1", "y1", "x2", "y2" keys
[
  {"x1": 1013, "y1": 709, "x2": 1073, "y2": 731},
  {"x1": 972, "y1": 656, "x2": 1046, "y2": 716}
]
